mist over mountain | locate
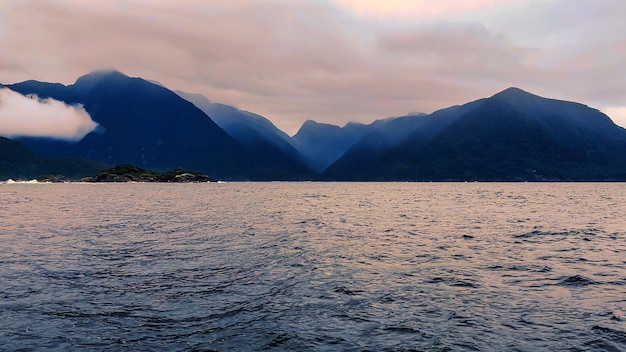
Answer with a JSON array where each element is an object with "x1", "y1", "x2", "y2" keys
[
  {"x1": 175, "y1": 91, "x2": 312, "y2": 175},
  {"x1": 324, "y1": 88, "x2": 626, "y2": 181},
  {"x1": 0, "y1": 87, "x2": 97, "y2": 140},
  {"x1": 291, "y1": 120, "x2": 393, "y2": 172},
  {"x1": 321, "y1": 115, "x2": 429, "y2": 173},
  {"x1": 4, "y1": 71, "x2": 314, "y2": 180}
]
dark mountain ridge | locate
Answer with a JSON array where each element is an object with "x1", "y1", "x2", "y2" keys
[
  {"x1": 291, "y1": 119, "x2": 392, "y2": 172},
  {"x1": 175, "y1": 90, "x2": 312, "y2": 174},
  {"x1": 324, "y1": 88, "x2": 626, "y2": 181},
  {"x1": 5, "y1": 71, "x2": 315, "y2": 180},
  {"x1": 3, "y1": 73, "x2": 626, "y2": 181},
  {"x1": 0, "y1": 137, "x2": 105, "y2": 181}
]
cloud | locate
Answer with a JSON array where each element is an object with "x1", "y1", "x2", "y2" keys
[
  {"x1": 0, "y1": 88, "x2": 98, "y2": 140},
  {"x1": 332, "y1": 0, "x2": 515, "y2": 18},
  {"x1": 0, "y1": 0, "x2": 625, "y2": 134}
]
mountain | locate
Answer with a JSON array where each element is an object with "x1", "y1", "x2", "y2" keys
[
  {"x1": 0, "y1": 137, "x2": 39, "y2": 178},
  {"x1": 4, "y1": 77, "x2": 625, "y2": 181},
  {"x1": 324, "y1": 88, "x2": 626, "y2": 181},
  {"x1": 5, "y1": 71, "x2": 314, "y2": 180},
  {"x1": 0, "y1": 137, "x2": 105, "y2": 180},
  {"x1": 175, "y1": 91, "x2": 312, "y2": 175},
  {"x1": 291, "y1": 119, "x2": 392, "y2": 172},
  {"x1": 326, "y1": 102, "x2": 485, "y2": 178},
  {"x1": 319, "y1": 114, "x2": 430, "y2": 174}
]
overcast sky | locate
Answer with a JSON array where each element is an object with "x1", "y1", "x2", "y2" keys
[{"x1": 1, "y1": 0, "x2": 625, "y2": 135}]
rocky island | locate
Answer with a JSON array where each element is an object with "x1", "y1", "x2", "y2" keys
[{"x1": 82, "y1": 164, "x2": 217, "y2": 183}]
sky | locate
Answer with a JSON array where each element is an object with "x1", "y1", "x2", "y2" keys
[{"x1": 0, "y1": 0, "x2": 625, "y2": 136}]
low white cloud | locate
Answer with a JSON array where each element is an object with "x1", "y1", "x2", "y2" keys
[{"x1": 0, "y1": 88, "x2": 98, "y2": 140}]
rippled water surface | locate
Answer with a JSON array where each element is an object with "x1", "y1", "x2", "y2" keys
[{"x1": 1, "y1": 182, "x2": 625, "y2": 351}]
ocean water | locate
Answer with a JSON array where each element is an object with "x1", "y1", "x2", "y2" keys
[{"x1": 0, "y1": 182, "x2": 625, "y2": 351}]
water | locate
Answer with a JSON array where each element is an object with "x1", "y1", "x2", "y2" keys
[{"x1": 1, "y1": 182, "x2": 625, "y2": 351}]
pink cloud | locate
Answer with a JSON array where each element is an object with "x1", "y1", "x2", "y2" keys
[
  {"x1": 1, "y1": 0, "x2": 625, "y2": 134},
  {"x1": 332, "y1": 0, "x2": 516, "y2": 17}
]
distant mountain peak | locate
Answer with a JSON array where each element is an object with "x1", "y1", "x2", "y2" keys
[
  {"x1": 499, "y1": 86, "x2": 527, "y2": 94},
  {"x1": 301, "y1": 119, "x2": 322, "y2": 127},
  {"x1": 73, "y1": 69, "x2": 128, "y2": 91},
  {"x1": 75, "y1": 69, "x2": 126, "y2": 81},
  {"x1": 175, "y1": 90, "x2": 211, "y2": 104},
  {"x1": 300, "y1": 120, "x2": 366, "y2": 130},
  {"x1": 491, "y1": 87, "x2": 539, "y2": 100},
  {"x1": 148, "y1": 79, "x2": 166, "y2": 88},
  {"x1": 344, "y1": 121, "x2": 367, "y2": 128},
  {"x1": 406, "y1": 112, "x2": 428, "y2": 117}
]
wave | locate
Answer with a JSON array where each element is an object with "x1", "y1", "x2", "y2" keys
[
  {"x1": 513, "y1": 229, "x2": 600, "y2": 239},
  {"x1": 558, "y1": 274, "x2": 598, "y2": 286},
  {"x1": 427, "y1": 277, "x2": 480, "y2": 288},
  {"x1": 3, "y1": 179, "x2": 41, "y2": 184}
]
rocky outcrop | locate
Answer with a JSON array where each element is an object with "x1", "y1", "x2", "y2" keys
[{"x1": 82, "y1": 164, "x2": 216, "y2": 183}]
